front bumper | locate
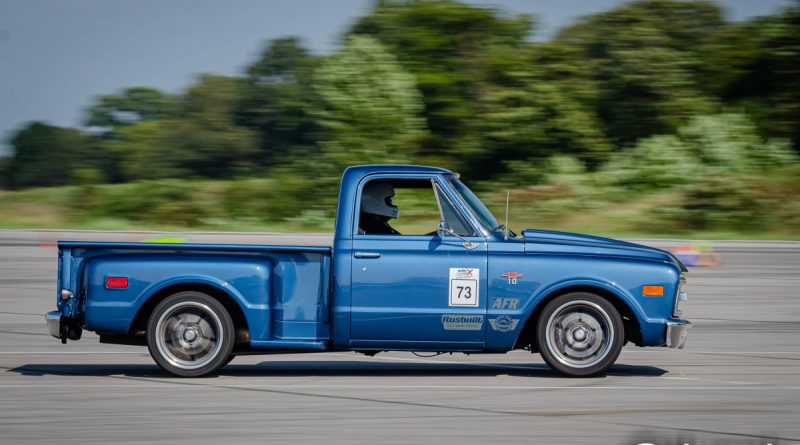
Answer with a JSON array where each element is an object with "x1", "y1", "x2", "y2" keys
[{"x1": 665, "y1": 319, "x2": 691, "y2": 349}]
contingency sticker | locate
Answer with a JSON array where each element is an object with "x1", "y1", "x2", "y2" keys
[
  {"x1": 449, "y1": 268, "x2": 479, "y2": 307},
  {"x1": 489, "y1": 315, "x2": 520, "y2": 332},
  {"x1": 441, "y1": 314, "x2": 484, "y2": 331}
]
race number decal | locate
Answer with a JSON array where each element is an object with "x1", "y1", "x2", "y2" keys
[{"x1": 449, "y1": 268, "x2": 479, "y2": 307}]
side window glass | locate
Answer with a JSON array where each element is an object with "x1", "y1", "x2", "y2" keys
[
  {"x1": 433, "y1": 183, "x2": 474, "y2": 237},
  {"x1": 357, "y1": 179, "x2": 441, "y2": 236}
]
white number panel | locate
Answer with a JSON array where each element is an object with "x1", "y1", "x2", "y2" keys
[{"x1": 449, "y1": 268, "x2": 479, "y2": 307}]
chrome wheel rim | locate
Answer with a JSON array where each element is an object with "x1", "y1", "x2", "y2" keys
[
  {"x1": 545, "y1": 300, "x2": 614, "y2": 369},
  {"x1": 155, "y1": 301, "x2": 223, "y2": 370}
]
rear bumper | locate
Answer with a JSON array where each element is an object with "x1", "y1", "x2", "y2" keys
[
  {"x1": 45, "y1": 311, "x2": 81, "y2": 342},
  {"x1": 665, "y1": 319, "x2": 691, "y2": 349},
  {"x1": 45, "y1": 311, "x2": 63, "y2": 339}
]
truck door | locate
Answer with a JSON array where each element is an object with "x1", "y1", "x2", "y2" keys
[{"x1": 349, "y1": 176, "x2": 488, "y2": 350}]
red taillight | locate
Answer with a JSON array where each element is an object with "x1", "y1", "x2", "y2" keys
[{"x1": 106, "y1": 277, "x2": 128, "y2": 289}]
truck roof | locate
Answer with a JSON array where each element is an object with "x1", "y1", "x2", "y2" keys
[{"x1": 343, "y1": 164, "x2": 453, "y2": 177}]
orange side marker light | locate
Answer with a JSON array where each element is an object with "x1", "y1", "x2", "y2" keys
[{"x1": 642, "y1": 285, "x2": 664, "y2": 297}]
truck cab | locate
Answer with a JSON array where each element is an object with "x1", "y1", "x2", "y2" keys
[{"x1": 47, "y1": 164, "x2": 690, "y2": 377}]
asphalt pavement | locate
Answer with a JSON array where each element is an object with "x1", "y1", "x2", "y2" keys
[{"x1": 1, "y1": 229, "x2": 799, "y2": 444}]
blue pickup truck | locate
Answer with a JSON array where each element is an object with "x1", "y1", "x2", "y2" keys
[{"x1": 46, "y1": 164, "x2": 690, "y2": 377}]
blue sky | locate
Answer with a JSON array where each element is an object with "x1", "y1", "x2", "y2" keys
[{"x1": 0, "y1": 0, "x2": 792, "y2": 154}]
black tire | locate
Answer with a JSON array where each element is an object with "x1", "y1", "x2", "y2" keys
[
  {"x1": 536, "y1": 292, "x2": 624, "y2": 377},
  {"x1": 146, "y1": 291, "x2": 235, "y2": 377},
  {"x1": 222, "y1": 354, "x2": 236, "y2": 367}
]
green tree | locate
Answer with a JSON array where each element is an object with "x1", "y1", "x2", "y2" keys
[
  {"x1": 350, "y1": 0, "x2": 532, "y2": 168},
  {"x1": 480, "y1": 43, "x2": 611, "y2": 174},
  {"x1": 6, "y1": 122, "x2": 96, "y2": 188},
  {"x1": 0, "y1": 156, "x2": 10, "y2": 188},
  {"x1": 86, "y1": 87, "x2": 176, "y2": 132},
  {"x1": 109, "y1": 120, "x2": 187, "y2": 180},
  {"x1": 698, "y1": 3, "x2": 800, "y2": 152},
  {"x1": 107, "y1": 76, "x2": 258, "y2": 180},
  {"x1": 238, "y1": 37, "x2": 321, "y2": 166},
  {"x1": 556, "y1": 0, "x2": 723, "y2": 147},
  {"x1": 270, "y1": 35, "x2": 427, "y2": 218},
  {"x1": 171, "y1": 75, "x2": 259, "y2": 178},
  {"x1": 311, "y1": 35, "x2": 425, "y2": 168}
]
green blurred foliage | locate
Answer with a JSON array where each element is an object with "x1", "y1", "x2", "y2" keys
[
  {"x1": 96, "y1": 76, "x2": 260, "y2": 181},
  {"x1": 81, "y1": 180, "x2": 215, "y2": 226},
  {"x1": 312, "y1": 35, "x2": 424, "y2": 168},
  {"x1": 653, "y1": 169, "x2": 800, "y2": 233},
  {"x1": 350, "y1": 0, "x2": 533, "y2": 174},
  {"x1": 109, "y1": 120, "x2": 189, "y2": 180},
  {"x1": 4, "y1": 122, "x2": 102, "y2": 188},
  {"x1": 86, "y1": 87, "x2": 177, "y2": 132},
  {"x1": 2, "y1": 0, "x2": 800, "y2": 236},
  {"x1": 481, "y1": 43, "x2": 611, "y2": 172},
  {"x1": 556, "y1": 0, "x2": 722, "y2": 146},
  {"x1": 169, "y1": 75, "x2": 260, "y2": 178},
  {"x1": 602, "y1": 113, "x2": 797, "y2": 190},
  {"x1": 264, "y1": 34, "x2": 428, "y2": 220},
  {"x1": 237, "y1": 37, "x2": 322, "y2": 166},
  {"x1": 698, "y1": 4, "x2": 800, "y2": 150}
]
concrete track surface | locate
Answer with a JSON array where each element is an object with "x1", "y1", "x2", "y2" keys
[{"x1": 1, "y1": 230, "x2": 799, "y2": 444}]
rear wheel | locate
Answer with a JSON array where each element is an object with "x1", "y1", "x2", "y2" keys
[
  {"x1": 536, "y1": 292, "x2": 624, "y2": 377},
  {"x1": 147, "y1": 291, "x2": 234, "y2": 377}
]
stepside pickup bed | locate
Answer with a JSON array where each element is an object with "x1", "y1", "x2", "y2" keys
[{"x1": 46, "y1": 164, "x2": 690, "y2": 377}]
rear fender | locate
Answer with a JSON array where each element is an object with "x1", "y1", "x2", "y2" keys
[
  {"x1": 130, "y1": 275, "x2": 257, "y2": 335},
  {"x1": 82, "y1": 256, "x2": 271, "y2": 340}
]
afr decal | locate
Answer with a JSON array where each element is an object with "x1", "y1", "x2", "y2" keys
[{"x1": 490, "y1": 297, "x2": 519, "y2": 310}]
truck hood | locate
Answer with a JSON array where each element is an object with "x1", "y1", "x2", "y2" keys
[{"x1": 522, "y1": 229, "x2": 687, "y2": 272}]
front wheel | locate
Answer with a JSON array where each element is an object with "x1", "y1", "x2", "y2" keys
[
  {"x1": 147, "y1": 291, "x2": 235, "y2": 377},
  {"x1": 536, "y1": 292, "x2": 624, "y2": 377}
]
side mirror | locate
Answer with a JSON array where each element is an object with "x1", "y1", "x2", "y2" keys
[
  {"x1": 437, "y1": 220, "x2": 451, "y2": 238},
  {"x1": 437, "y1": 220, "x2": 478, "y2": 250}
]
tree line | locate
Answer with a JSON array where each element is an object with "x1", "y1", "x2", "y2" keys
[{"x1": 2, "y1": 0, "x2": 798, "y2": 195}]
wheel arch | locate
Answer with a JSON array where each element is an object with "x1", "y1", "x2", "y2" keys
[
  {"x1": 515, "y1": 283, "x2": 644, "y2": 351},
  {"x1": 129, "y1": 281, "x2": 250, "y2": 345}
]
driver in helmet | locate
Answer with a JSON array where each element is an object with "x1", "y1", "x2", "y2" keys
[{"x1": 358, "y1": 180, "x2": 400, "y2": 235}]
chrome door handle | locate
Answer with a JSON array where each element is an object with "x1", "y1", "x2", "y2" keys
[{"x1": 354, "y1": 252, "x2": 381, "y2": 259}]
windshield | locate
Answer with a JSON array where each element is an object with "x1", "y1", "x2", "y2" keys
[{"x1": 449, "y1": 178, "x2": 501, "y2": 233}]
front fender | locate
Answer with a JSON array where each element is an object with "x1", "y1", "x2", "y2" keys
[
  {"x1": 515, "y1": 274, "x2": 673, "y2": 348},
  {"x1": 525, "y1": 277, "x2": 648, "y2": 325},
  {"x1": 510, "y1": 277, "x2": 648, "y2": 348},
  {"x1": 488, "y1": 253, "x2": 679, "y2": 350}
]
